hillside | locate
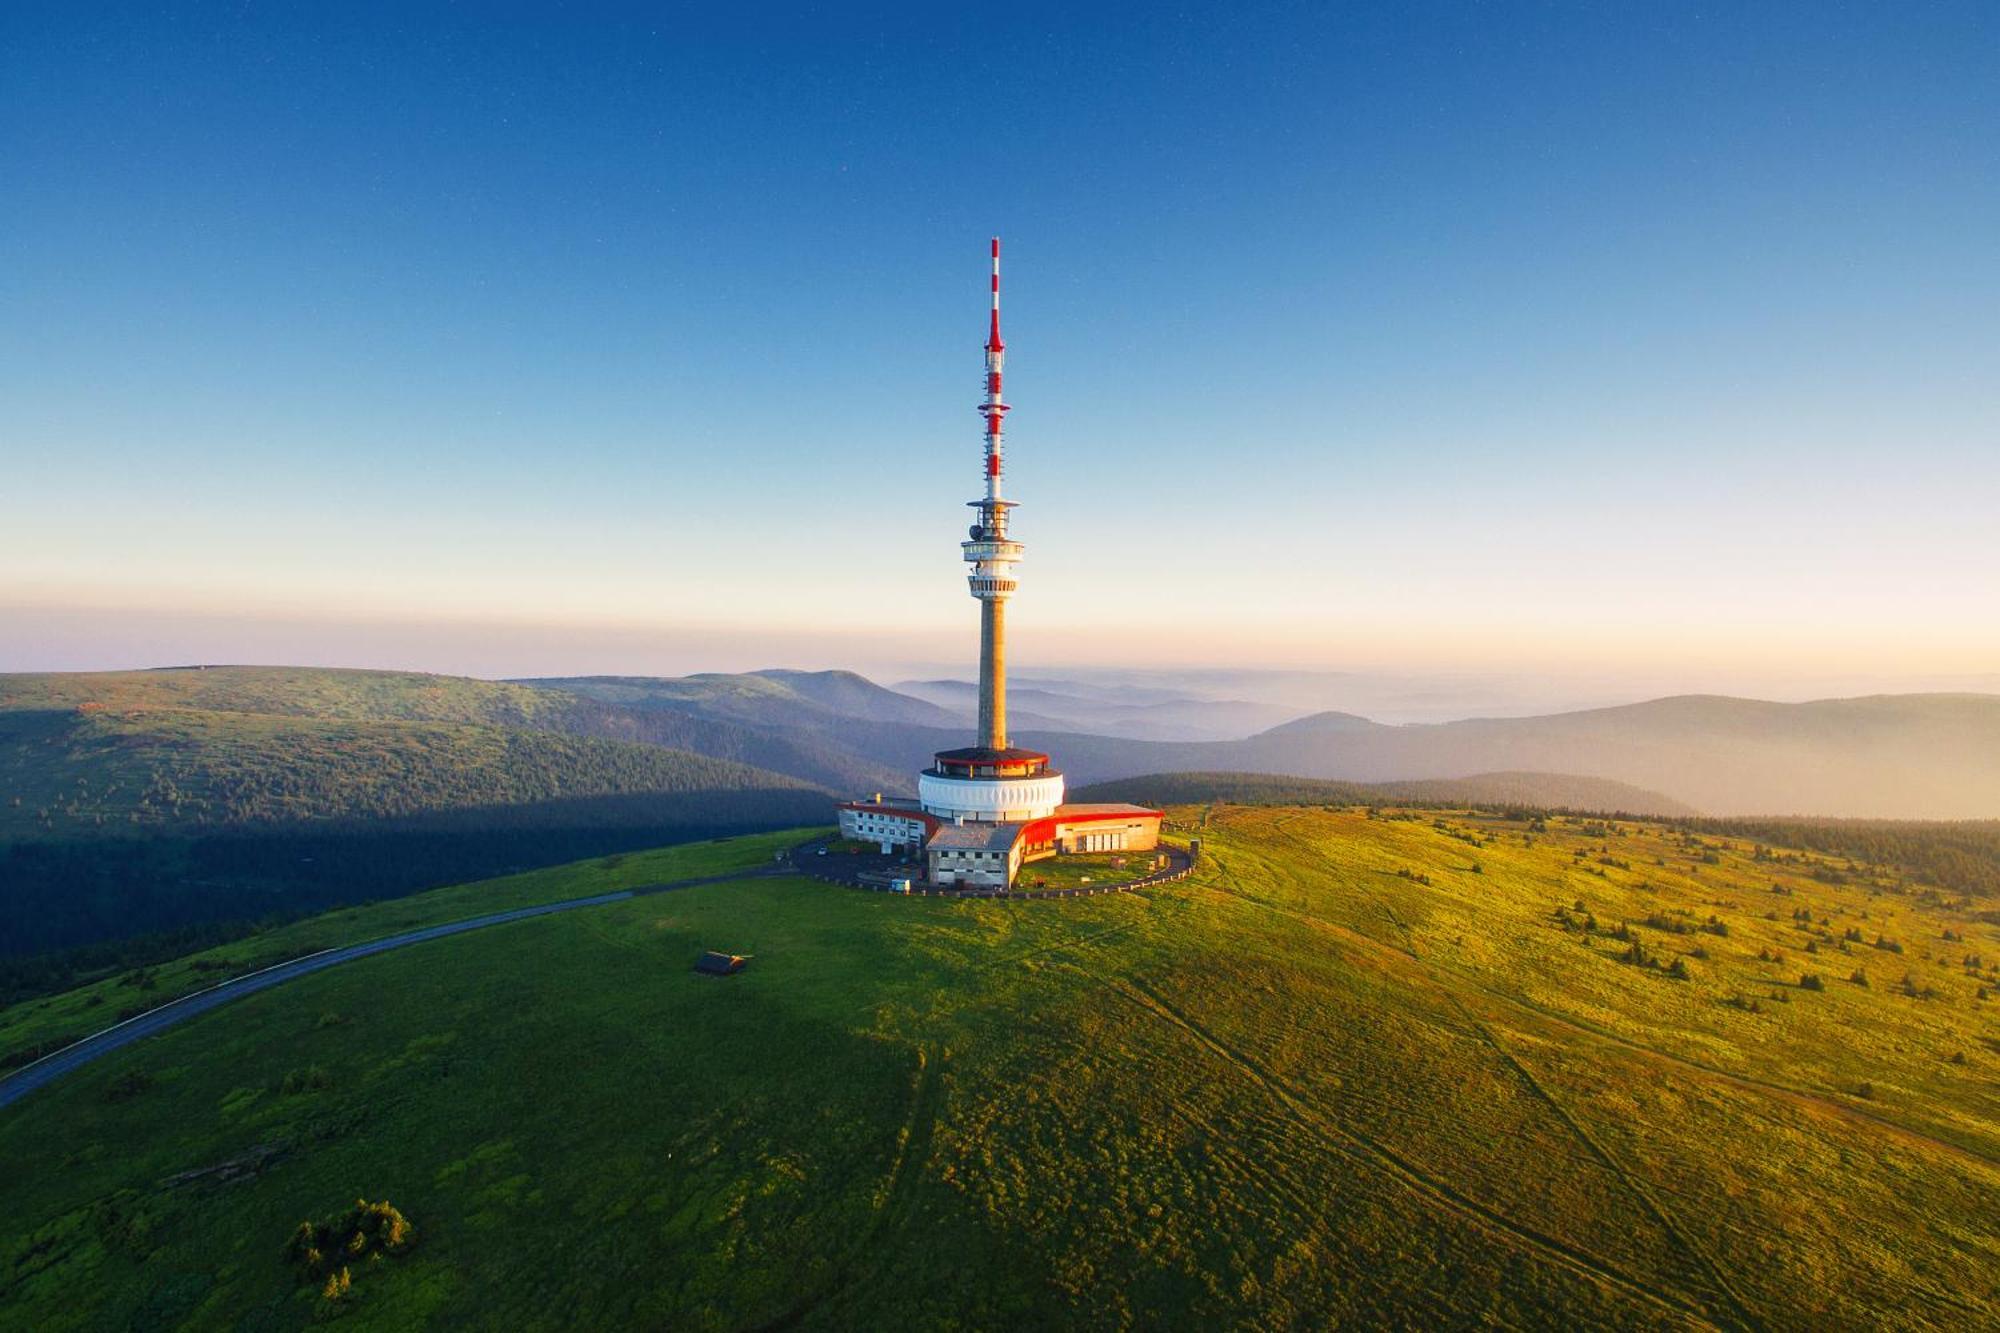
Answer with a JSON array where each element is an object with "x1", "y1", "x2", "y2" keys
[
  {"x1": 528, "y1": 670, "x2": 955, "y2": 731},
  {"x1": 2, "y1": 812, "x2": 1994, "y2": 1327},
  {"x1": 1213, "y1": 694, "x2": 2000, "y2": 818},
  {"x1": 997, "y1": 693, "x2": 2000, "y2": 818},
  {"x1": 0, "y1": 669, "x2": 833, "y2": 966},
  {"x1": 1075, "y1": 770, "x2": 1694, "y2": 816},
  {"x1": 288, "y1": 666, "x2": 2000, "y2": 820},
  {"x1": 0, "y1": 666, "x2": 905, "y2": 796},
  {"x1": 0, "y1": 705, "x2": 812, "y2": 839},
  {"x1": 895, "y1": 677, "x2": 1300, "y2": 741}
]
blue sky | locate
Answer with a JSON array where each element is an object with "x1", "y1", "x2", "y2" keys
[{"x1": 3, "y1": 2, "x2": 1996, "y2": 686}]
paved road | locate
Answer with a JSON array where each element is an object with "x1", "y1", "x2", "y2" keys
[{"x1": 0, "y1": 868, "x2": 779, "y2": 1112}]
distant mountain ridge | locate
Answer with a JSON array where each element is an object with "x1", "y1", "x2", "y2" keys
[
  {"x1": 895, "y1": 677, "x2": 1302, "y2": 741},
  {"x1": 0, "y1": 667, "x2": 825, "y2": 840},
  {"x1": 10, "y1": 668, "x2": 1999, "y2": 831},
  {"x1": 1204, "y1": 693, "x2": 2000, "y2": 818},
  {"x1": 517, "y1": 672, "x2": 2000, "y2": 818},
  {"x1": 1074, "y1": 770, "x2": 1696, "y2": 816},
  {"x1": 0, "y1": 667, "x2": 838, "y2": 962}
]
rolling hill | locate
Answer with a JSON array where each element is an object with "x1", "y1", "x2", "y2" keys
[
  {"x1": 1075, "y1": 770, "x2": 1697, "y2": 816},
  {"x1": 0, "y1": 702, "x2": 814, "y2": 839},
  {"x1": 1, "y1": 811, "x2": 1994, "y2": 1327},
  {"x1": 0, "y1": 666, "x2": 905, "y2": 798},
  {"x1": 10, "y1": 666, "x2": 1999, "y2": 976},
  {"x1": 1206, "y1": 694, "x2": 2000, "y2": 818},
  {"x1": 894, "y1": 677, "x2": 1301, "y2": 741},
  {"x1": 519, "y1": 670, "x2": 2000, "y2": 818},
  {"x1": 0, "y1": 669, "x2": 832, "y2": 965},
  {"x1": 1000, "y1": 694, "x2": 2000, "y2": 818}
]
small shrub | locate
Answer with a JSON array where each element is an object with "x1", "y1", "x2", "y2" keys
[
  {"x1": 1798, "y1": 973, "x2": 1825, "y2": 992},
  {"x1": 285, "y1": 1199, "x2": 415, "y2": 1297}
]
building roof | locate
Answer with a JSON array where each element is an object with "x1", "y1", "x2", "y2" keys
[
  {"x1": 1052, "y1": 803, "x2": 1161, "y2": 819},
  {"x1": 694, "y1": 951, "x2": 748, "y2": 975},
  {"x1": 926, "y1": 823, "x2": 1026, "y2": 851},
  {"x1": 837, "y1": 795, "x2": 925, "y2": 814},
  {"x1": 931, "y1": 746, "x2": 1050, "y2": 765}
]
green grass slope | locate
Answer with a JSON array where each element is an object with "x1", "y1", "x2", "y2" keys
[
  {"x1": 2, "y1": 810, "x2": 1994, "y2": 1328},
  {"x1": 0, "y1": 833, "x2": 805, "y2": 1070}
]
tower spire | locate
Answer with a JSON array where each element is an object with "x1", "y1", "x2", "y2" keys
[
  {"x1": 982, "y1": 237, "x2": 1007, "y2": 497},
  {"x1": 965, "y1": 237, "x2": 1022, "y2": 751}
]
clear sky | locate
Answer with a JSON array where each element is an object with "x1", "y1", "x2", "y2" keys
[{"x1": 4, "y1": 2, "x2": 1996, "y2": 690}]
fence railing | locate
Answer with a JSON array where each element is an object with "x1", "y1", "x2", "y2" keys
[{"x1": 797, "y1": 847, "x2": 1197, "y2": 902}]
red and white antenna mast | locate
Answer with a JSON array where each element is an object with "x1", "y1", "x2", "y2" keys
[
  {"x1": 983, "y1": 236, "x2": 1008, "y2": 497},
  {"x1": 964, "y1": 237, "x2": 1024, "y2": 751}
]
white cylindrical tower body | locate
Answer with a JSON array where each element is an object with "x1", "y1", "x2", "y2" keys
[{"x1": 917, "y1": 769, "x2": 1065, "y2": 823}]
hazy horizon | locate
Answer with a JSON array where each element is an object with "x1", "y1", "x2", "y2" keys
[{"x1": 7, "y1": 599, "x2": 1998, "y2": 726}]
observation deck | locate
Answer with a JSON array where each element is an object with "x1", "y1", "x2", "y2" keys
[{"x1": 918, "y1": 746, "x2": 1065, "y2": 823}]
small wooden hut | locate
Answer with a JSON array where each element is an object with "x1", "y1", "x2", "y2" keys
[{"x1": 694, "y1": 951, "x2": 749, "y2": 976}]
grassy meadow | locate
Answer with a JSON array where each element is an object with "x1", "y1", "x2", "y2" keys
[
  {"x1": 0, "y1": 833, "x2": 803, "y2": 1070},
  {"x1": 0, "y1": 807, "x2": 1995, "y2": 1328}
]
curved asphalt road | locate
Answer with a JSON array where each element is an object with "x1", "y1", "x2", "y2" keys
[{"x1": 0, "y1": 868, "x2": 778, "y2": 1112}]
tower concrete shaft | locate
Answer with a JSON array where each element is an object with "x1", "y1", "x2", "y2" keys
[
  {"x1": 978, "y1": 597, "x2": 1006, "y2": 750},
  {"x1": 962, "y1": 236, "x2": 1023, "y2": 751}
]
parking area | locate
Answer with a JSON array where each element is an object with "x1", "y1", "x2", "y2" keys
[{"x1": 788, "y1": 836, "x2": 925, "y2": 887}]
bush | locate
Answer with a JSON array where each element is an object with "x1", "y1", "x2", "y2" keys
[
  {"x1": 1799, "y1": 973, "x2": 1825, "y2": 991},
  {"x1": 284, "y1": 1198, "x2": 415, "y2": 1292}
]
